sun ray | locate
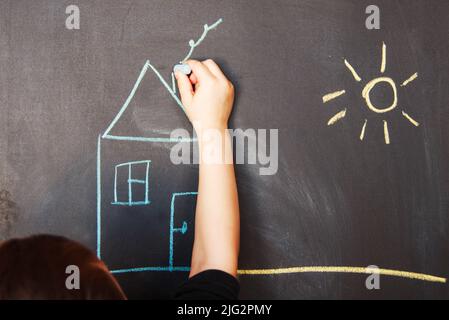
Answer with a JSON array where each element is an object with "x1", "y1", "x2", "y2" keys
[
  {"x1": 344, "y1": 59, "x2": 362, "y2": 82},
  {"x1": 383, "y1": 120, "x2": 390, "y2": 144},
  {"x1": 401, "y1": 72, "x2": 418, "y2": 87},
  {"x1": 402, "y1": 110, "x2": 420, "y2": 126},
  {"x1": 327, "y1": 109, "x2": 346, "y2": 126},
  {"x1": 360, "y1": 119, "x2": 368, "y2": 141},
  {"x1": 381, "y1": 42, "x2": 387, "y2": 73},
  {"x1": 322, "y1": 90, "x2": 346, "y2": 103}
]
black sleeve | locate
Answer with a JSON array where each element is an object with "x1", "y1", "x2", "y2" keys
[{"x1": 174, "y1": 269, "x2": 240, "y2": 300}]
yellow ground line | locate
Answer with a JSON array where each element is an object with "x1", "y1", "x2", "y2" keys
[{"x1": 237, "y1": 266, "x2": 446, "y2": 284}]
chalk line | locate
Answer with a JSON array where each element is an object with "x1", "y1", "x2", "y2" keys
[
  {"x1": 381, "y1": 42, "x2": 386, "y2": 73},
  {"x1": 383, "y1": 120, "x2": 390, "y2": 144},
  {"x1": 169, "y1": 192, "x2": 198, "y2": 271},
  {"x1": 110, "y1": 265, "x2": 446, "y2": 283},
  {"x1": 322, "y1": 90, "x2": 346, "y2": 103},
  {"x1": 237, "y1": 266, "x2": 446, "y2": 283},
  {"x1": 360, "y1": 119, "x2": 368, "y2": 141},
  {"x1": 402, "y1": 111, "x2": 420, "y2": 127},
  {"x1": 327, "y1": 109, "x2": 346, "y2": 126},
  {"x1": 96, "y1": 135, "x2": 102, "y2": 258},
  {"x1": 102, "y1": 62, "x2": 150, "y2": 138},
  {"x1": 344, "y1": 59, "x2": 362, "y2": 82},
  {"x1": 401, "y1": 72, "x2": 418, "y2": 87},
  {"x1": 181, "y1": 18, "x2": 223, "y2": 62}
]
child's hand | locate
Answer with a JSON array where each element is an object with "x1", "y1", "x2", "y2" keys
[
  {"x1": 175, "y1": 61, "x2": 239, "y2": 279},
  {"x1": 175, "y1": 59, "x2": 234, "y2": 130}
]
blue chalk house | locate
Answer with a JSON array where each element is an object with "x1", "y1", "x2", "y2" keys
[{"x1": 96, "y1": 60, "x2": 198, "y2": 274}]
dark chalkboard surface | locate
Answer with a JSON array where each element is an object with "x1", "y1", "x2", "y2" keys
[{"x1": 1, "y1": 0, "x2": 448, "y2": 299}]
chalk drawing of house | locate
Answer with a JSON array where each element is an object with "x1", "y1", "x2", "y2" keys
[
  {"x1": 94, "y1": 19, "x2": 448, "y2": 285},
  {"x1": 96, "y1": 20, "x2": 223, "y2": 274}
]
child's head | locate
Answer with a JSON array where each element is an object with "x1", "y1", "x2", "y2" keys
[{"x1": 0, "y1": 234, "x2": 126, "y2": 299}]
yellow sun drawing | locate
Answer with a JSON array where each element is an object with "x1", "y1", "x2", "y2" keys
[{"x1": 322, "y1": 42, "x2": 419, "y2": 144}]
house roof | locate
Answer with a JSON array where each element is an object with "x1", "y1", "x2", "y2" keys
[
  {"x1": 102, "y1": 19, "x2": 224, "y2": 143},
  {"x1": 102, "y1": 60, "x2": 194, "y2": 143}
]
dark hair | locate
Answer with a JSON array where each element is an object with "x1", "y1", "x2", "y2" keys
[{"x1": 0, "y1": 234, "x2": 126, "y2": 300}]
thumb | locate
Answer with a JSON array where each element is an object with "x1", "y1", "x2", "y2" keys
[{"x1": 175, "y1": 71, "x2": 193, "y2": 109}]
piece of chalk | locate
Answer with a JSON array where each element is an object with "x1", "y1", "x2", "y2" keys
[{"x1": 173, "y1": 63, "x2": 192, "y2": 75}]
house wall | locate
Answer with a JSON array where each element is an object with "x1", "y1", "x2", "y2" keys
[{"x1": 99, "y1": 138, "x2": 198, "y2": 271}]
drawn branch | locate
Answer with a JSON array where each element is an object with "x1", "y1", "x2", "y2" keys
[{"x1": 180, "y1": 18, "x2": 223, "y2": 62}]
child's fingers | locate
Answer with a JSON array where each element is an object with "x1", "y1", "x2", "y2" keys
[
  {"x1": 189, "y1": 72, "x2": 198, "y2": 85},
  {"x1": 202, "y1": 59, "x2": 227, "y2": 80},
  {"x1": 175, "y1": 71, "x2": 193, "y2": 109},
  {"x1": 186, "y1": 59, "x2": 214, "y2": 82}
]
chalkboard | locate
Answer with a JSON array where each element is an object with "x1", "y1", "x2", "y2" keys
[{"x1": 0, "y1": 0, "x2": 448, "y2": 299}]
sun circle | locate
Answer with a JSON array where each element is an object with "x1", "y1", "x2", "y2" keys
[{"x1": 362, "y1": 77, "x2": 397, "y2": 113}]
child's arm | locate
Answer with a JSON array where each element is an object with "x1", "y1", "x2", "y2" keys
[{"x1": 175, "y1": 59, "x2": 240, "y2": 278}]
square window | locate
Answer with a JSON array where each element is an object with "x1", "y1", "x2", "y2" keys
[{"x1": 112, "y1": 160, "x2": 151, "y2": 206}]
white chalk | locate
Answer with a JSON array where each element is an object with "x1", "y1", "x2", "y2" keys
[{"x1": 173, "y1": 63, "x2": 192, "y2": 75}]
